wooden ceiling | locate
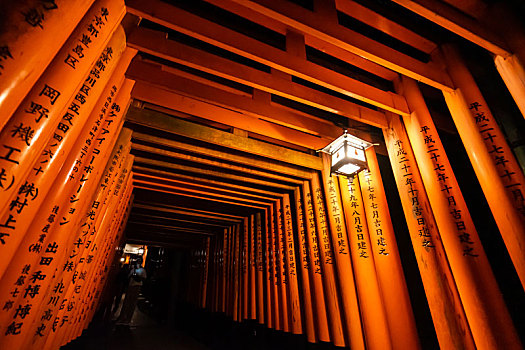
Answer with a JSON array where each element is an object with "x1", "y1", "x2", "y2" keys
[{"x1": 121, "y1": 0, "x2": 509, "y2": 247}]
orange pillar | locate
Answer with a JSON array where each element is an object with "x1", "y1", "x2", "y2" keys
[
  {"x1": 0, "y1": 0, "x2": 125, "y2": 216},
  {"x1": 358, "y1": 148, "x2": 421, "y2": 350},
  {"x1": 249, "y1": 214, "x2": 257, "y2": 320},
  {"x1": 275, "y1": 199, "x2": 290, "y2": 332},
  {"x1": 292, "y1": 188, "x2": 316, "y2": 343},
  {"x1": 383, "y1": 113, "x2": 475, "y2": 349},
  {"x1": 12, "y1": 84, "x2": 133, "y2": 349},
  {"x1": 0, "y1": 34, "x2": 132, "y2": 282},
  {"x1": 338, "y1": 175, "x2": 392, "y2": 350},
  {"x1": 0, "y1": 0, "x2": 95, "y2": 130},
  {"x1": 268, "y1": 204, "x2": 282, "y2": 331},
  {"x1": 442, "y1": 44, "x2": 525, "y2": 287},
  {"x1": 494, "y1": 54, "x2": 525, "y2": 119},
  {"x1": 282, "y1": 194, "x2": 303, "y2": 335},
  {"x1": 242, "y1": 217, "x2": 249, "y2": 320},
  {"x1": 202, "y1": 237, "x2": 211, "y2": 309},
  {"x1": 264, "y1": 208, "x2": 275, "y2": 329},
  {"x1": 397, "y1": 76, "x2": 522, "y2": 350},
  {"x1": 319, "y1": 157, "x2": 364, "y2": 350},
  {"x1": 383, "y1": 115, "x2": 475, "y2": 349},
  {"x1": 255, "y1": 212, "x2": 265, "y2": 324},
  {"x1": 309, "y1": 175, "x2": 345, "y2": 347},
  {"x1": 301, "y1": 181, "x2": 331, "y2": 343}
]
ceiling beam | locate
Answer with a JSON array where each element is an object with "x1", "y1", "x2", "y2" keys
[
  {"x1": 133, "y1": 172, "x2": 278, "y2": 203},
  {"x1": 133, "y1": 180, "x2": 270, "y2": 210},
  {"x1": 133, "y1": 202, "x2": 244, "y2": 222},
  {"x1": 390, "y1": 0, "x2": 510, "y2": 57},
  {"x1": 131, "y1": 132, "x2": 313, "y2": 179},
  {"x1": 125, "y1": 4, "x2": 410, "y2": 114},
  {"x1": 133, "y1": 167, "x2": 282, "y2": 199},
  {"x1": 132, "y1": 157, "x2": 296, "y2": 191},
  {"x1": 127, "y1": 59, "x2": 347, "y2": 138},
  {"x1": 131, "y1": 82, "x2": 331, "y2": 150},
  {"x1": 132, "y1": 143, "x2": 303, "y2": 185},
  {"x1": 220, "y1": 0, "x2": 453, "y2": 90},
  {"x1": 127, "y1": 28, "x2": 391, "y2": 125},
  {"x1": 203, "y1": 0, "x2": 399, "y2": 81},
  {"x1": 126, "y1": 106, "x2": 323, "y2": 170}
]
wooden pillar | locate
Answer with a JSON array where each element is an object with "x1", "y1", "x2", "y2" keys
[
  {"x1": 268, "y1": 205, "x2": 281, "y2": 330},
  {"x1": 282, "y1": 194, "x2": 303, "y2": 335},
  {"x1": 263, "y1": 208, "x2": 274, "y2": 328},
  {"x1": 301, "y1": 181, "x2": 331, "y2": 343},
  {"x1": 396, "y1": 76, "x2": 522, "y2": 350},
  {"x1": 358, "y1": 148, "x2": 421, "y2": 350},
  {"x1": 0, "y1": 0, "x2": 125, "y2": 216},
  {"x1": 249, "y1": 214, "x2": 256, "y2": 320},
  {"x1": 338, "y1": 176, "x2": 392, "y2": 350},
  {"x1": 293, "y1": 188, "x2": 316, "y2": 343},
  {"x1": 255, "y1": 212, "x2": 265, "y2": 324},
  {"x1": 383, "y1": 113, "x2": 475, "y2": 350},
  {"x1": 275, "y1": 199, "x2": 290, "y2": 332},
  {"x1": 309, "y1": 175, "x2": 345, "y2": 347},
  {"x1": 320, "y1": 157, "x2": 364, "y2": 350},
  {"x1": 0, "y1": 0, "x2": 95, "y2": 130},
  {"x1": 494, "y1": 54, "x2": 525, "y2": 119},
  {"x1": 242, "y1": 217, "x2": 249, "y2": 320},
  {"x1": 442, "y1": 44, "x2": 525, "y2": 287}
]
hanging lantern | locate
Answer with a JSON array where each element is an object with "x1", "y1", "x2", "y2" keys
[{"x1": 319, "y1": 130, "x2": 373, "y2": 178}]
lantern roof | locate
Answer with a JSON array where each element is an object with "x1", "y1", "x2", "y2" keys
[{"x1": 319, "y1": 131, "x2": 374, "y2": 155}]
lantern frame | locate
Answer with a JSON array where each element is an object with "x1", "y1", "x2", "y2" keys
[{"x1": 319, "y1": 131, "x2": 373, "y2": 178}]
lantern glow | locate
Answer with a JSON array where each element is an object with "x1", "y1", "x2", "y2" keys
[{"x1": 319, "y1": 131, "x2": 373, "y2": 177}]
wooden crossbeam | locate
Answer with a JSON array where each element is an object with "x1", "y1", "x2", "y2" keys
[
  {"x1": 132, "y1": 157, "x2": 296, "y2": 191},
  {"x1": 132, "y1": 143, "x2": 303, "y2": 185},
  {"x1": 334, "y1": 0, "x2": 436, "y2": 54},
  {"x1": 203, "y1": 0, "x2": 398, "y2": 81},
  {"x1": 391, "y1": 0, "x2": 510, "y2": 57},
  {"x1": 131, "y1": 82, "x2": 331, "y2": 150},
  {"x1": 220, "y1": 0, "x2": 453, "y2": 90},
  {"x1": 127, "y1": 28, "x2": 392, "y2": 124},
  {"x1": 131, "y1": 132, "x2": 313, "y2": 179},
  {"x1": 126, "y1": 106, "x2": 323, "y2": 170},
  {"x1": 133, "y1": 172, "x2": 278, "y2": 202},
  {"x1": 131, "y1": 212, "x2": 230, "y2": 228},
  {"x1": 127, "y1": 59, "x2": 348, "y2": 138},
  {"x1": 133, "y1": 202, "x2": 244, "y2": 221},
  {"x1": 125, "y1": 2, "x2": 411, "y2": 114},
  {"x1": 133, "y1": 166, "x2": 283, "y2": 199},
  {"x1": 134, "y1": 180, "x2": 271, "y2": 210}
]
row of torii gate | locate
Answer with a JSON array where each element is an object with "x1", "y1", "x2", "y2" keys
[{"x1": 0, "y1": 0, "x2": 524, "y2": 349}]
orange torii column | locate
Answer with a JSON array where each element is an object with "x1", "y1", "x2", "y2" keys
[
  {"x1": 50, "y1": 153, "x2": 132, "y2": 349},
  {"x1": 309, "y1": 175, "x2": 345, "y2": 347},
  {"x1": 383, "y1": 114, "x2": 475, "y2": 350},
  {"x1": 301, "y1": 182, "x2": 331, "y2": 344},
  {"x1": 249, "y1": 214, "x2": 257, "y2": 320},
  {"x1": 338, "y1": 176, "x2": 392, "y2": 350},
  {"x1": 242, "y1": 217, "x2": 249, "y2": 320},
  {"x1": 255, "y1": 212, "x2": 265, "y2": 324},
  {"x1": 221, "y1": 228, "x2": 228, "y2": 313},
  {"x1": 16, "y1": 87, "x2": 133, "y2": 350},
  {"x1": 282, "y1": 194, "x2": 303, "y2": 335},
  {"x1": 275, "y1": 199, "x2": 290, "y2": 332},
  {"x1": 397, "y1": 76, "x2": 522, "y2": 350},
  {"x1": 320, "y1": 157, "x2": 364, "y2": 350},
  {"x1": 441, "y1": 45, "x2": 525, "y2": 287},
  {"x1": 292, "y1": 188, "x2": 316, "y2": 343},
  {"x1": 0, "y1": 0, "x2": 125, "y2": 216},
  {"x1": 358, "y1": 148, "x2": 421, "y2": 350},
  {"x1": 0, "y1": 0, "x2": 95, "y2": 130},
  {"x1": 0, "y1": 37, "x2": 132, "y2": 283},
  {"x1": 264, "y1": 208, "x2": 275, "y2": 329},
  {"x1": 232, "y1": 224, "x2": 241, "y2": 322},
  {"x1": 269, "y1": 203, "x2": 282, "y2": 331},
  {"x1": 202, "y1": 237, "x2": 211, "y2": 309},
  {"x1": 494, "y1": 55, "x2": 525, "y2": 119},
  {"x1": 0, "y1": 62, "x2": 129, "y2": 344}
]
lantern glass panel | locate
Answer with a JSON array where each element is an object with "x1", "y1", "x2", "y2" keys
[{"x1": 337, "y1": 163, "x2": 361, "y2": 176}]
